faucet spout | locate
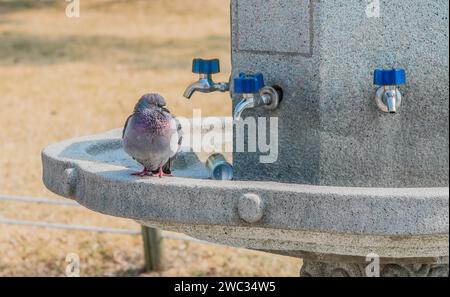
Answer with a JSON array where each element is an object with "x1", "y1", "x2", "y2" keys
[
  {"x1": 234, "y1": 96, "x2": 256, "y2": 121},
  {"x1": 183, "y1": 81, "x2": 204, "y2": 99},
  {"x1": 183, "y1": 75, "x2": 229, "y2": 99},
  {"x1": 384, "y1": 90, "x2": 397, "y2": 113}
]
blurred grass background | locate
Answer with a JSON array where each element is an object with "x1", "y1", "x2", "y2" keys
[{"x1": 0, "y1": 0, "x2": 301, "y2": 276}]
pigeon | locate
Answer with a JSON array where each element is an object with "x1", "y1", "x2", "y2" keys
[{"x1": 122, "y1": 93, "x2": 183, "y2": 178}]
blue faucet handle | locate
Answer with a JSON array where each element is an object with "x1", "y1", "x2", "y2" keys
[
  {"x1": 234, "y1": 73, "x2": 265, "y2": 94},
  {"x1": 374, "y1": 68, "x2": 406, "y2": 86},
  {"x1": 192, "y1": 58, "x2": 220, "y2": 74}
]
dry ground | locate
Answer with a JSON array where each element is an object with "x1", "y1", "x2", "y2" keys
[{"x1": 0, "y1": 0, "x2": 301, "y2": 276}]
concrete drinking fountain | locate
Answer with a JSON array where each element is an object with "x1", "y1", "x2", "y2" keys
[{"x1": 42, "y1": 0, "x2": 449, "y2": 277}]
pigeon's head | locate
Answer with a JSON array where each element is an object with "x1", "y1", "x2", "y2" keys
[{"x1": 134, "y1": 93, "x2": 166, "y2": 112}]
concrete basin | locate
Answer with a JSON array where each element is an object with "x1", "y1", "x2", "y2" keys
[{"x1": 42, "y1": 120, "x2": 449, "y2": 276}]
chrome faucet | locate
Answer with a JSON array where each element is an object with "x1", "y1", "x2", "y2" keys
[
  {"x1": 233, "y1": 73, "x2": 282, "y2": 121},
  {"x1": 183, "y1": 59, "x2": 282, "y2": 120},
  {"x1": 183, "y1": 58, "x2": 230, "y2": 99},
  {"x1": 234, "y1": 94, "x2": 257, "y2": 120},
  {"x1": 374, "y1": 68, "x2": 406, "y2": 114}
]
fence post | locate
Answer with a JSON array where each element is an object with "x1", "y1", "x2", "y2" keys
[{"x1": 141, "y1": 226, "x2": 163, "y2": 271}]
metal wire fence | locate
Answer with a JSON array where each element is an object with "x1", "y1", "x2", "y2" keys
[
  {"x1": 0, "y1": 194, "x2": 211, "y2": 242},
  {"x1": 0, "y1": 193, "x2": 218, "y2": 271}
]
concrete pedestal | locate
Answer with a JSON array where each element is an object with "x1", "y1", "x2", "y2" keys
[
  {"x1": 231, "y1": 0, "x2": 449, "y2": 187},
  {"x1": 230, "y1": 0, "x2": 449, "y2": 276}
]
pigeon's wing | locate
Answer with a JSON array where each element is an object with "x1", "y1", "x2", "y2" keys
[
  {"x1": 122, "y1": 113, "x2": 134, "y2": 138},
  {"x1": 122, "y1": 113, "x2": 140, "y2": 163}
]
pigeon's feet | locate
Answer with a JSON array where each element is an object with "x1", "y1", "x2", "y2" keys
[
  {"x1": 152, "y1": 167, "x2": 173, "y2": 178},
  {"x1": 131, "y1": 168, "x2": 150, "y2": 177}
]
